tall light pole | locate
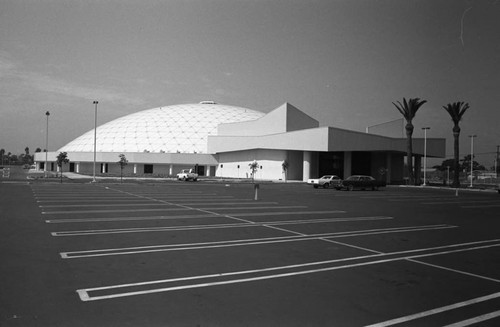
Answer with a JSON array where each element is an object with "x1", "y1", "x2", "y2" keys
[
  {"x1": 469, "y1": 134, "x2": 477, "y2": 187},
  {"x1": 422, "y1": 127, "x2": 430, "y2": 186},
  {"x1": 496, "y1": 145, "x2": 499, "y2": 179},
  {"x1": 446, "y1": 165, "x2": 450, "y2": 186},
  {"x1": 93, "y1": 101, "x2": 98, "y2": 183},
  {"x1": 45, "y1": 111, "x2": 50, "y2": 177}
]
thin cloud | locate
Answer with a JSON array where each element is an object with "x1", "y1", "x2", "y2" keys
[
  {"x1": 0, "y1": 52, "x2": 146, "y2": 107},
  {"x1": 21, "y1": 71, "x2": 146, "y2": 106}
]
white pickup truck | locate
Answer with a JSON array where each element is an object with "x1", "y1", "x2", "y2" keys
[
  {"x1": 307, "y1": 175, "x2": 342, "y2": 189},
  {"x1": 176, "y1": 169, "x2": 198, "y2": 181}
]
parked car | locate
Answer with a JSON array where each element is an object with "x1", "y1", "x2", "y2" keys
[
  {"x1": 307, "y1": 175, "x2": 342, "y2": 189},
  {"x1": 337, "y1": 175, "x2": 386, "y2": 191},
  {"x1": 176, "y1": 169, "x2": 198, "y2": 181}
]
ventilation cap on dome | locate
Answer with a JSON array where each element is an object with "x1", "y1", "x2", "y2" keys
[{"x1": 199, "y1": 101, "x2": 217, "y2": 104}]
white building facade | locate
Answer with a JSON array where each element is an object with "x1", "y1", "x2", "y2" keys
[{"x1": 35, "y1": 102, "x2": 446, "y2": 183}]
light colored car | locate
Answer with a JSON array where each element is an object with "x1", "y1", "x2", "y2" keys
[
  {"x1": 176, "y1": 169, "x2": 198, "y2": 181},
  {"x1": 307, "y1": 175, "x2": 342, "y2": 189}
]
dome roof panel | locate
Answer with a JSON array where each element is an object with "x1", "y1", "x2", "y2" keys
[{"x1": 59, "y1": 103, "x2": 264, "y2": 153}]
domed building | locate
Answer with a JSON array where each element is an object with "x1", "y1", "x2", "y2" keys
[
  {"x1": 59, "y1": 102, "x2": 264, "y2": 154},
  {"x1": 36, "y1": 101, "x2": 446, "y2": 183}
]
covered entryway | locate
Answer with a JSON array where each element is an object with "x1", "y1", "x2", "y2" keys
[{"x1": 318, "y1": 152, "x2": 344, "y2": 177}]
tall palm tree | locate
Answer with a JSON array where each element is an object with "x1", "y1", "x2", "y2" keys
[
  {"x1": 393, "y1": 98, "x2": 427, "y2": 185},
  {"x1": 443, "y1": 101, "x2": 469, "y2": 188}
]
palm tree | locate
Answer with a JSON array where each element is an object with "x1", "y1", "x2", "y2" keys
[
  {"x1": 117, "y1": 154, "x2": 128, "y2": 183},
  {"x1": 282, "y1": 160, "x2": 289, "y2": 182},
  {"x1": 249, "y1": 160, "x2": 259, "y2": 182},
  {"x1": 443, "y1": 102, "x2": 469, "y2": 188},
  {"x1": 393, "y1": 98, "x2": 427, "y2": 185},
  {"x1": 56, "y1": 152, "x2": 70, "y2": 183}
]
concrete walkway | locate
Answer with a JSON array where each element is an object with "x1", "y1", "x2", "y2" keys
[{"x1": 62, "y1": 172, "x2": 172, "y2": 181}]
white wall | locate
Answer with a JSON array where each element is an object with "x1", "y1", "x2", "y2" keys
[{"x1": 216, "y1": 149, "x2": 289, "y2": 180}]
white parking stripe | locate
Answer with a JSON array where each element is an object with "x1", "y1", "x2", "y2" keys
[
  {"x1": 39, "y1": 197, "x2": 241, "y2": 203},
  {"x1": 45, "y1": 210, "x2": 347, "y2": 224},
  {"x1": 442, "y1": 310, "x2": 500, "y2": 327},
  {"x1": 40, "y1": 201, "x2": 278, "y2": 208},
  {"x1": 408, "y1": 259, "x2": 500, "y2": 283},
  {"x1": 45, "y1": 214, "x2": 220, "y2": 223},
  {"x1": 42, "y1": 205, "x2": 307, "y2": 215},
  {"x1": 52, "y1": 216, "x2": 396, "y2": 236},
  {"x1": 461, "y1": 204, "x2": 500, "y2": 208},
  {"x1": 422, "y1": 200, "x2": 500, "y2": 205},
  {"x1": 76, "y1": 239, "x2": 500, "y2": 301},
  {"x1": 60, "y1": 224, "x2": 452, "y2": 258},
  {"x1": 43, "y1": 207, "x2": 192, "y2": 214},
  {"x1": 366, "y1": 292, "x2": 500, "y2": 327}
]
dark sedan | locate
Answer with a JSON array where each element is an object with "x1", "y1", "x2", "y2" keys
[{"x1": 336, "y1": 175, "x2": 386, "y2": 191}]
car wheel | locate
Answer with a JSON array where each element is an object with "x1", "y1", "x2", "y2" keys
[
  {"x1": 193, "y1": 178, "x2": 197, "y2": 181},
  {"x1": 323, "y1": 183, "x2": 329, "y2": 189},
  {"x1": 313, "y1": 185, "x2": 318, "y2": 189},
  {"x1": 347, "y1": 184, "x2": 354, "y2": 191},
  {"x1": 182, "y1": 177, "x2": 186, "y2": 181}
]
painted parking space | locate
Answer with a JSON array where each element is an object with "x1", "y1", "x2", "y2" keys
[{"x1": 3, "y1": 182, "x2": 499, "y2": 326}]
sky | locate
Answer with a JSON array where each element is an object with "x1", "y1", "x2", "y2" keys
[{"x1": 1, "y1": 0, "x2": 499, "y2": 167}]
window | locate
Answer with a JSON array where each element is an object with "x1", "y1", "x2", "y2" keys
[{"x1": 144, "y1": 164, "x2": 153, "y2": 174}]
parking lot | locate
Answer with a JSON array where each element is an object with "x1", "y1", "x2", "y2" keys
[{"x1": 1, "y1": 176, "x2": 500, "y2": 326}]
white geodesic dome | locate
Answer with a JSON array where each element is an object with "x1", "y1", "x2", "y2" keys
[{"x1": 59, "y1": 102, "x2": 264, "y2": 154}]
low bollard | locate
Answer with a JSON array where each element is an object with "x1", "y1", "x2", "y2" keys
[{"x1": 254, "y1": 183, "x2": 259, "y2": 201}]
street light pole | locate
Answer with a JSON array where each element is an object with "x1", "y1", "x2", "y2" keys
[
  {"x1": 422, "y1": 127, "x2": 430, "y2": 186},
  {"x1": 93, "y1": 101, "x2": 98, "y2": 183},
  {"x1": 446, "y1": 166, "x2": 450, "y2": 186},
  {"x1": 469, "y1": 134, "x2": 477, "y2": 187},
  {"x1": 45, "y1": 111, "x2": 50, "y2": 178},
  {"x1": 495, "y1": 145, "x2": 500, "y2": 178}
]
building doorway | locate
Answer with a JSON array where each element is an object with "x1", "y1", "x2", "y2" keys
[
  {"x1": 351, "y1": 152, "x2": 371, "y2": 175},
  {"x1": 318, "y1": 152, "x2": 344, "y2": 177}
]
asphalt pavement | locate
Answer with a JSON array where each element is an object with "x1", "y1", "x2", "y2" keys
[{"x1": 1, "y1": 167, "x2": 500, "y2": 326}]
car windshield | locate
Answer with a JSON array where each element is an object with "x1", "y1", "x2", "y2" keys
[{"x1": 345, "y1": 176, "x2": 359, "y2": 181}]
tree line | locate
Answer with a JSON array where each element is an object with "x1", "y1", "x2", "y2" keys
[{"x1": 0, "y1": 147, "x2": 44, "y2": 166}]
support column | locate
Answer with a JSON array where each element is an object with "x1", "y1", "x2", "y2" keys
[
  {"x1": 76, "y1": 163, "x2": 80, "y2": 173},
  {"x1": 303, "y1": 151, "x2": 312, "y2": 181},
  {"x1": 205, "y1": 165, "x2": 211, "y2": 177},
  {"x1": 343, "y1": 151, "x2": 352, "y2": 179},
  {"x1": 414, "y1": 155, "x2": 422, "y2": 185},
  {"x1": 385, "y1": 153, "x2": 392, "y2": 184},
  {"x1": 133, "y1": 164, "x2": 137, "y2": 174},
  {"x1": 169, "y1": 164, "x2": 173, "y2": 176}
]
